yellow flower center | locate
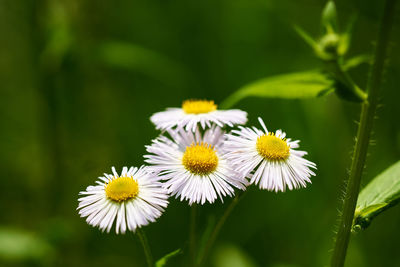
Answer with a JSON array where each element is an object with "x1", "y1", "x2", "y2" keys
[
  {"x1": 105, "y1": 176, "x2": 139, "y2": 202},
  {"x1": 256, "y1": 133, "x2": 290, "y2": 161},
  {"x1": 182, "y1": 100, "x2": 217, "y2": 114},
  {"x1": 182, "y1": 142, "x2": 218, "y2": 175}
]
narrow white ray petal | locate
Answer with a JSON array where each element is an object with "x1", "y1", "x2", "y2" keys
[{"x1": 77, "y1": 167, "x2": 168, "y2": 234}]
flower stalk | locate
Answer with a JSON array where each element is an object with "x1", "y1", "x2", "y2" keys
[
  {"x1": 197, "y1": 190, "x2": 247, "y2": 266},
  {"x1": 331, "y1": 0, "x2": 397, "y2": 266},
  {"x1": 137, "y1": 228, "x2": 153, "y2": 267}
]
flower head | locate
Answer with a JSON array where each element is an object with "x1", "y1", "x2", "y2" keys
[
  {"x1": 77, "y1": 166, "x2": 169, "y2": 234},
  {"x1": 150, "y1": 99, "x2": 247, "y2": 132},
  {"x1": 145, "y1": 126, "x2": 247, "y2": 205},
  {"x1": 224, "y1": 117, "x2": 316, "y2": 192}
]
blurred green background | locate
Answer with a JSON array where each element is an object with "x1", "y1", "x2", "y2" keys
[{"x1": 1, "y1": 0, "x2": 399, "y2": 266}]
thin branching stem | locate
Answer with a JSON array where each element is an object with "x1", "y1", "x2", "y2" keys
[
  {"x1": 331, "y1": 0, "x2": 397, "y2": 266},
  {"x1": 137, "y1": 228, "x2": 153, "y2": 267},
  {"x1": 197, "y1": 190, "x2": 247, "y2": 266}
]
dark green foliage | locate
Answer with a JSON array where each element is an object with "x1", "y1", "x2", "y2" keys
[
  {"x1": 0, "y1": 0, "x2": 399, "y2": 267},
  {"x1": 354, "y1": 161, "x2": 400, "y2": 231}
]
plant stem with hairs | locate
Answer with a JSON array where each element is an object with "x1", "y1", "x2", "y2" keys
[{"x1": 331, "y1": 0, "x2": 397, "y2": 266}]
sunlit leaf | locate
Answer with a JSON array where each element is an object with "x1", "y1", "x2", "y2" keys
[
  {"x1": 220, "y1": 71, "x2": 333, "y2": 109},
  {"x1": 322, "y1": 1, "x2": 338, "y2": 32},
  {"x1": 155, "y1": 248, "x2": 182, "y2": 267},
  {"x1": 353, "y1": 160, "x2": 400, "y2": 230},
  {"x1": 0, "y1": 227, "x2": 54, "y2": 263},
  {"x1": 338, "y1": 15, "x2": 358, "y2": 56},
  {"x1": 342, "y1": 55, "x2": 371, "y2": 71}
]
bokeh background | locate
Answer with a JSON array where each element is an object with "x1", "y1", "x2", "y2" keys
[{"x1": 1, "y1": 0, "x2": 399, "y2": 266}]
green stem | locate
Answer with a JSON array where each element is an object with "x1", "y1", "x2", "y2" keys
[
  {"x1": 189, "y1": 204, "x2": 197, "y2": 266},
  {"x1": 137, "y1": 228, "x2": 153, "y2": 267},
  {"x1": 330, "y1": 1, "x2": 397, "y2": 267},
  {"x1": 197, "y1": 190, "x2": 247, "y2": 266},
  {"x1": 330, "y1": 60, "x2": 367, "y2": 101}
]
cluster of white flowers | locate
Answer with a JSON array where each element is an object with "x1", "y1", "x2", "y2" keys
[{"x1": 77, "y1": 99, "x2": 316, "y2": 234}]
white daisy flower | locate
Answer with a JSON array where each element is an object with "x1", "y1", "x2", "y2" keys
[
  {"x1": 77, "y1": 166, "x2": 169, "y2": 234},
  {"x1": 150, "y1": 99, "x2": 247, "y2": 132},
  {"x1": 144, "y1": 126, "x2": 247, "y2": 205},
  {"x1": 224, "y1": 117, "x2": 316, "y2": 192}
]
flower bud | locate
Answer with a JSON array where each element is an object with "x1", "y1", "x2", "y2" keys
[{"x1": 317, "y1": 33, "x2": 341, "y2": 60}]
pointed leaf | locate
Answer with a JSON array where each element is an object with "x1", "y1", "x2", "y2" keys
[
  {"x1": 220, "y1": 71, "x2": 333, "y2": 109},
  {"x1": 353, "y1": 160, "x2": 400, "y2": 230},
  {"x1": 322, "y1": 1, "x2": 338, "y2": 31},
  {"x1": 342, "y1": 55, "x2": 371, "y2": 71},
  {"x1": 338, "y1": 15, "x2": 357, "y2": 55},
  {"x1": 294, "y1": 25, "x2": 317, "y2": 49},
  {"x1": 155, "y1": 249, "x2": 182, "y2": 267}
]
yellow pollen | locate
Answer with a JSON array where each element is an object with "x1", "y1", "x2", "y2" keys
[
  {"x1": 182, "y1": 142, "x2": 218, "y2": 175},
  {"x1": 256, "y1": 133, "x2": 290, "y2": 161},
  {"x1": 105, "y1": 176, "x2": 139, "y2": 202},
  {"x1": 182, "y1": 100, "x2": 217, "y2": 114}
]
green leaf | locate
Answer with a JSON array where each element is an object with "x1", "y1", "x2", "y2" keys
[
  {"x1": 342, "y1": 55, "x2": 371, "y2": 71},
  {"x1": 220, "y1": 71, "x2": 334, "y2": 109},
  {"x1": 155, "y1": 249, "x2": 182, "y2": 267},
  {"x1": 338, "y1": 15, "x2": 357, "y2": 56},
  {"x1": 353, "y1": 160, "x2": 400, "y2": 230},
  {"x1": 294, "y1": 25, "x2": 317, "y2": 50},
  {"x1": 322, "y1": 1, "x2": 338, "y2": 32}
]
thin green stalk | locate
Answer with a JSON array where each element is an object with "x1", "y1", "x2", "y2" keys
[
  {"x1": 137, "y1": 228, "x2": 153, "y2": 267},
  {"x1": 189, "y1": 204, "x2": 197, "y2": 266},
  {"x1": 331, "y1": 1, "x2": 397, "y2": 267},
  {"x1": 197, "y1": 190, "x2": 247, "y2": 266}
]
